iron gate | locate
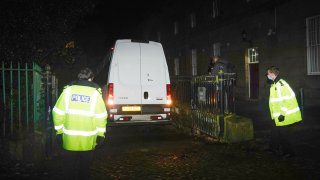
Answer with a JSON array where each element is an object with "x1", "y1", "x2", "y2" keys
[{"x1": 171, "y1": 73, "x2": 236, "y2": 138}]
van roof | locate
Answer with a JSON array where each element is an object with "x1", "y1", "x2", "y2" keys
[{"x1": 115, "y1": 39, "x2": 161, "y2": 46}]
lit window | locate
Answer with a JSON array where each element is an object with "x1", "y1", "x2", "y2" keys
[
  {"x1": 306, "y1": 15, "x2": 320, "y2": 75},
  {"x1": 248, "y1": 48, "x2": 259, "y2": 63},
  {"x1": 191, "y1": 49, "x2": 197, "y2": 75},
  {"x1": 174, "y1": 21, "x2": 179, "y2": 35},
  {"x1": 212, "y1": 0, "x2": 220, "y2": 18},
  {"x1": 174, "y1": 58, "x2": 180, "y2": 75},
  {"x1": 213, "y1": 42, "x2": 221, "y2": 56},
  {"x1": 190, "y1": 13, "x2": 196, "y2": 28}
]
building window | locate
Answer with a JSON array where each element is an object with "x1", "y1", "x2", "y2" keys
[
  {"x1": 306, "y1": 15, "x2": 320, "y2": 75},
  {"x1": 248, "y1": 47, "x2": 259, "y2": 63},
  {"x1": 174, "y1": 21, "x2": 179, "y2": 35},
  {"x1": 212, "y1": 0, "x2": 220, "y2": 18},
  {"x1": 191, "y1": 49, "x2": 197, "y2": 75},
  {"x1": 157, "y1": 32, "x2": 161, "y2": 42},
  {"x1": 174, "y1": 58, "x2": 180, "y2": 75},
  {"x1": 213, "y1": 42, "x2": 221, "y2": 56},
  {"x1": 190, "y1": 13, "x2": 196, "y2": 28}
]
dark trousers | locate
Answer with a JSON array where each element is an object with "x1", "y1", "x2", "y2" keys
[
  {"x1": 63, "y1": 150, "x2": 94, "y2": 180},
  {"x1": 269, "y1": 123, "x2": 299, "y2": 155}
]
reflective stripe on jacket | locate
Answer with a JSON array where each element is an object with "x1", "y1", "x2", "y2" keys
[
  {"x1": 53, "y1": 85, "x2": 107, "y2": 151},
  {"x1": 269, "y1": 79, "x2": 302, "y2": 126}
]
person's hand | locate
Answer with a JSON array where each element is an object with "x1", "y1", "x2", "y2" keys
[
  {"x1": 56, "y1": 134, "x2": 63, "y2": 147},
  {"x1": 278, "y1": 115, "x2": 285, "y2": 122},
  {"x1": 96, "y1": 136, "x2": 105, "y2": 148}
]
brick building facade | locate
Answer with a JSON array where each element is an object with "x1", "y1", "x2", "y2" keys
[{"x1": 137, "y1": 0, "x2": 320, "y2": 107}]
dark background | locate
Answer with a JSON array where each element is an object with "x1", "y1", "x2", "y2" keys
[{"x1": 0, "y1": 0, "x2": 171, "y2": 87}]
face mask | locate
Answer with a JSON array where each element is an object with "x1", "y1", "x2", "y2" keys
[{"x1": 267, "y1": 75, "x2": 273, "y2": 80}]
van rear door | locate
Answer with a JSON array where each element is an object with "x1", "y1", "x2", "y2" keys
[
  {"x1": 140, "y1": 43, "x2": 167, "y2": 105},
  {"x1": 114, "y1": 41, "x2": 141, "y2": 105}
]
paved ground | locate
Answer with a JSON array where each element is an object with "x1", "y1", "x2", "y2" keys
[
  {"x1": 0, "y1": 100, "x2": 319, "y2": 179},
  {"x1": 235, "y1": 99, "x2": 320, "y2": 179},
  {"x1": 234, "y1": 99, "x2": 319, "y2": 130}
]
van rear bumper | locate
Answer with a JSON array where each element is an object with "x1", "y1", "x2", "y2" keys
[
  {"x1": 109, "y1": 105, "x2": 170, "y2": 114},
  {"x1": 107, "y1": 120, "x2": 172, "y2": 127},
  {"x1": 107, "y1": 104, "x2": 171, "y2": 124}
]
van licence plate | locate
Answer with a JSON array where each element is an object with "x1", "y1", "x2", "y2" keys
[{"x1": 122, "y1": 106, "x2": 141, "y2": 111}]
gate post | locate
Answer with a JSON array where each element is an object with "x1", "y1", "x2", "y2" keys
[
  {"x1": 44, "y1": 64, "x2": 53, "y2": 158},
  {"x1": 218, "y1": 71, "x2": 225, "y2": 138}
]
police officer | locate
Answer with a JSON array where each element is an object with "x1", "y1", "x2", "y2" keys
[
  {"x1": 208, "y1": 55, "x2": 234, "y2": 76},
  {"x1": 266, "y1": 66, "x2": 302, "y2": 158},
  {"x1": 53, "y1": 68, "x2": 107, "y2": 179}
]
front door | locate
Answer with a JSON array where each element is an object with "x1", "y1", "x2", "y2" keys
[{"x1": 249, "y1": 63, "x2": 259, "y2": 99}]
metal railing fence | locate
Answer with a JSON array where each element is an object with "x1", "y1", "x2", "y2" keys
[
  {"x1": 171, "y1": 73, "x2": 236, "y2": 138},
  {"x1": 171, "y1": 76, "x2": 192, "y2": 106},
  {"x1": 0, "y1": 62, "x2": 58, "y2": 137}
]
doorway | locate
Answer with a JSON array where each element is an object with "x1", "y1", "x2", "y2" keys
[{"x1": 247, "y1": 48, "x2": 259, "y2": 99}]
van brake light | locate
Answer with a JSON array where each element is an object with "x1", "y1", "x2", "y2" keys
[
  {"x1": 166, "y1": 84, "x2": 172, "y2": 105},
  {"x1": 107, "y1": 83, "x2": 114, "y2": 106}
]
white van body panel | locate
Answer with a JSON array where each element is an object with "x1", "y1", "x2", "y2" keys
[
  {"x1": 106, "y1": 39, "x2": 171, "y2": 124},
  {"x1": 140, "y1": 42, "x2": 167, "y2": 105},
  {"x1": 111, "y1": 41, "x2": 142, "y2": 104}
]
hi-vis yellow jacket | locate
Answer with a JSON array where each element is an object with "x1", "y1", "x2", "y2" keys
[
  {"x1": 269, "y1": 79, "x2": 302, "y2": 126},
  {"x1": 53, "y1": 84, "x2": 107, "y2": 151}
]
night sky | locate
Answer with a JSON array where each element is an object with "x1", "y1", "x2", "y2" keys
[
  {"x1": 75, "y1": 0, "x2": 171, "y2": 64},
  {"x1": 75, "y1": 0, "x2": 171, "y2": 84},
  {"x1": 88, "y1": 0, "x2": 170, "y2": 37}
]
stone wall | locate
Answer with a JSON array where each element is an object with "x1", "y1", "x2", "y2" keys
[{"x1": 3, "y1": 131, "x2": 48, "y2": 162}]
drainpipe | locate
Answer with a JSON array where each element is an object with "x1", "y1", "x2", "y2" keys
[{"x1": 299, "y1": 88, "x2": 304, "y2": 121}]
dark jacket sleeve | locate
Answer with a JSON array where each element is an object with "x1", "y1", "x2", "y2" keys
[{"x1": 211, "y1": 62, "x2": 227, "y2": 75}]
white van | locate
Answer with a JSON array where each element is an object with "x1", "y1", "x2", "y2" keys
[{"x1": 104, "y1": 39, "x2": 172, "y2": 125}]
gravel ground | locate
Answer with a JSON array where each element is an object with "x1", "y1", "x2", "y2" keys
[
  {"x1": 1, "y1": 124, "x2": 319, "y2": 180},
  {"x1": 1, "y1": 100, "x2": 319, "y2": 179}
]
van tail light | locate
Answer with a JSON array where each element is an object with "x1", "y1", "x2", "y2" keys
[
  {"x1": 151, "y1": 115, "x2": 162, "y2": 120},
  {"x1": 166, "y1": 84, "x2": 172, "y2": 105},
  {"x1": 119, "y1": 116, "x2": 132, "y2": 121},
  {"x1": 109, "y1": 114, "x2": 114, "y2": 122},
  {"x1": 107, "y1": 83, "x2": 114, "y2": 106},
  {"x1": 166, "y1": 112, "x2": 171, "y2": 120}
]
